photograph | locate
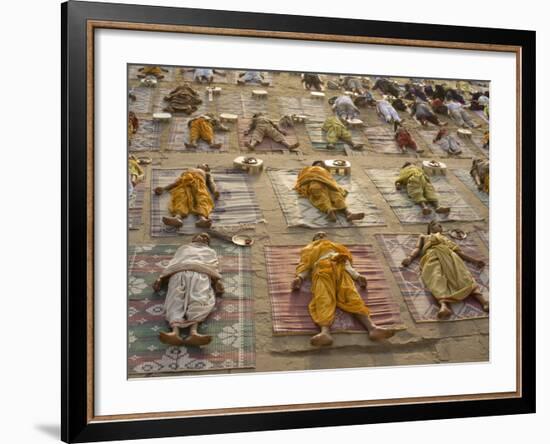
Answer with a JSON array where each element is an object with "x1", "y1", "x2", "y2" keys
[{"x1": 127, "y1": 64, "x2": 491, "y2": 378}]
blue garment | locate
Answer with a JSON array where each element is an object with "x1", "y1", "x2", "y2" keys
[
  {"x1": 193, "y1": 68, "x2": 214, "y2": 81},
  {"x1": 241, "y1": 71, "x2": 263, "y2": 83}
]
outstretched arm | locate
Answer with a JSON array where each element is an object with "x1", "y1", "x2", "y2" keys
[
  {"x1": 152, "y1": 275, "x2": 168, "y2": 292},
  {"x1": 402, "y1": 235, "x2": 424, "y2": 267},
  {"x1": 211, "y1": 277, "x2": 225, "y2": 296},
  {"x1": 345, "y1": 260, "x2": 367, "y2": 289},
  {"x1": 243, "y1": 119, "x2": 256, "y2": 136}
]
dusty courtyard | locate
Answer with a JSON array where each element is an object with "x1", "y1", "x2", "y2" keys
[{"x1": 128, "y1": 67, "x2": 489, "y2": 377}]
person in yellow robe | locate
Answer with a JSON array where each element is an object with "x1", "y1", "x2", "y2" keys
[
  {"x1": 294, "y1": 161, "x2": 365, "y2": 223},
  {"x1": 154, "y1": 164, "x2": 219, "y2": 229},
  {"x1": 401, "y1": 221, "x2": 489, "y2": 319},
  {"x1": 395, "y1": 162, "x2": 450, "y2": 216},
  {"x1": 185, "y1": 114, "x2": 229, "y2": 149},
  {"x1": 291, "y1": 232, "x2": 399, "y2": 346},
  {"x1": 321, "y1": 115, "x2": 364, "y2": 150}
]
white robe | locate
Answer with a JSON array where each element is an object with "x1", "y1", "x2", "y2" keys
[{"x1": 162, "y1": 242, "x2": 220, "y2": 328}]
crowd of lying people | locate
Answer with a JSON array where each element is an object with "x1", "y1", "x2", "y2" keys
[{"x1": 128, "y1": 66, "x2": 490, "y2": 350}]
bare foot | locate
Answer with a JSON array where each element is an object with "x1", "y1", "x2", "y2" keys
[
  {"x1": 159, "y1": 331, "x2": 185, "y2": 346},
  {"x1": 369, "y1": 327, "x2": 397, "y2": 341},
  {"x1": 437, "y1": 305, "x2": 452, "y2": 319},
  {"x1": 482, "y1": 302, "x2": 490, "y2": 312},
  {"x1": 422, "y1": 207, "x2": 432, "y2": 215},
  {"x1": 195, "y1": 218, "x2": 213, "y2": 228},
  {"x1": 184, "y1": 143, "x2": 197, "y2": 149},
  {"x1": 326, "y1": 144, "x2": 336, "y2": 150},
  {"x1": 352, "y1": 144, "x2": 365, "y2": 150},
  {"x1": 209, "y1": 143, "x2": 222, "y2": 149},
  {"x1": 310, "y1": 331, "x2": 333, "y2": 347},
  {"x1": 327, "y1": 211, "x2": 337, "y2": 222},
  {"x1": 182, "y1": 333, "x2": 212, "y2": 346},
  {"x1": 245, "y1": 141, "x2": 255, "y2": 150},
  {"x1": 162, "y1": 216, "x2": 183, "y2": 228},
  {"x1": 346, "y1": 212, "x2": 365, "y2": 221},
  {"x1": 435, "y1": 206, "x2": 451, "y2": 214}
]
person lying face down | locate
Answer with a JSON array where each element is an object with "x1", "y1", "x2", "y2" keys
[
  {"x1": 185, "y1": 113, "x2": 229, "y2": 150},
  {"x1": 340, "y1": 75, "x2": 365, "y2": 94},
  {"x1": 128, "y1": 111, "x2": 139, "y2": 145},
  {"x1": 470, "y1": 158, "x2": 489, "y2": 193},
  {"x1": 373, "y1": 77, "x2": 402, "y2": 98},
  {"x1": 321, "y1": 115, "x2": 364, "y2": 151},
  {"x1": 301, "y1": 73, "x2": 324, "y2": 91},
  {"x1": 393, "y1": 122, "x2": 422, "y2": 154},
  {"x1": 446, "y1": 100, "x2": 480, "y2": 129},
  {"x1": 237, "y1": 70, "x2": 270, "y2": 86},
  {"x1": 181, "y1": 67, "x2": 227, "y2": 84},
  {"x1": 401, "y1": 221, "x2": 488, "y2": 319},
  {"x1": 432, "y1": 128, "x2": 462, "y2": 155},
  {"x1": 410, "y1": 99, "x2": 447, "y2": 127},
  {"x1": 376, "y1": 98, "x2": 402, "y2": 124},
  {"x1": 136, "y1": 65, "x2": 169, "y2": 80},
  {"x1": 404, "y1": 82, "x2": 429, "y2": 102},
  {"x1": 244, "y1": 112, "x2": 300, "y2": 151},
  {"x1": 162, "y1": 84, "x2": 203, "y2": 115},
  {"x1": 294, "y1": 161, "x2": 365, "y2": 223},
  {"x1": 154, "y1": 164, "x2": 220, "y2": 229},
  {"x1": 329, "y1": 95, "x2": 360, "y2": 120},
  {"x1": 153, "y1": 232, "x2": 225, "y2": 347},
  {"x1": 291, "y1": 231, "x2": 400, "y2": 347},
  {"x1": 395, "y1": 162, "x2": 450, "y2": 216}
]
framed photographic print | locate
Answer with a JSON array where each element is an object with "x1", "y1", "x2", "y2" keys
[{"x1": 62, "y1": 0, "x2": 536, "y2": 442}]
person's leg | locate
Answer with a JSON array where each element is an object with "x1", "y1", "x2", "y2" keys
[
  {"x1": 180, "y1": 272, "x2": 216, "y2": 345},
  {"x1": 309, "y1": 262, "x2": 338, "y2": 346},
  {"x1": 424, "y1": 181, "x2": 450, "y2": 214},
  {"x1": 199, "y1": 120, "x2": 222, "y2": 149},
  {"x1": 185, "y1": 120, "x2": 200, "y2": 148},
  {"x1": 267, "y1": 126, "x2": 299, "y2": 151},
  {"x1": 389, "y1": 106, "x2": 401, "y2": 123},
  {"x1": 451, "y1": 109, "x2": 465, "y2": 126},
  {"x1": 307, "y1": 182, "x2": 337, "y2": 221},
  {"x1": 461, "y1": 109, "x2": 479, "y2": 128},
  {"x1": 335, "y1": 269, "x2": 397, "y2": 341},
  {"x1": 245, "y1": 127, "x2": 264, "y2": 150},
  {"x1": 407, "y1": 177, "x2": 432, "y2": 215},
  {"x1": 165, "y1": 192, "x2": 189, "y2": 227},
  {"x1": 471, "y1": 287, "x2": 489, "y2": 312},
  {"x1": 159, "y1": 273, "x2": 187, "y2": 345},
  {"x1": 437, "y1": 300, "x2": 453, "y2": 319}
]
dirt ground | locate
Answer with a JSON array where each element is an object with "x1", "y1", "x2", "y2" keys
[{"x1": 128, "y1": 67, "x2": 489, "y2": 376}]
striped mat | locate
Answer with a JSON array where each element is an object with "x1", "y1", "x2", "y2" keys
[{"x1": 265, "y1": 244, "x2": 403, "y2": 334}]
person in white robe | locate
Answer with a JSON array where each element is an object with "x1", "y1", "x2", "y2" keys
[{"x1": 153, "y1": 233, "x2": 224, "y2": 346}]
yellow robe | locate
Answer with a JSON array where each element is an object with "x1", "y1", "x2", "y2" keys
[
  {"x1": 128, "y1": 158, "x2": 144, "y2": 184},
  {"x1": 420, "y1": 233, "x2": 478, "y2": 303},
  {"x1": 322, "y1": 116, "x2": 352, "y2": 144},
  {"x1": 296, "y1": 239, "x2": 370, "y2": 326},
  {"x1": 169, "y1": 171, "x2": 214, "y2": 218},
  {"x1": 189, "y1": 117, "x2": 215, "y2": 144},
  {"x1": 294, "y1": 166, "x2": 348, "y2": 213},
  {"x1": 395, "y1": 165, "x2": 439, "y2": 204}
]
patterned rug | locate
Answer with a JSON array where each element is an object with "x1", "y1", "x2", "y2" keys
[
  {"x1": 167, "y1": 117, "x2": 230, "y2": 152},
  {"x1": 305, "y1": 120, "x2": 366, "y2": 153},
  {"x1": 478, "y1": 230, "x2": 489, "y2": 248},
  {"x1": 417, "y1": 129, "x2": 477, "y2": 158},
  {"x1": 237, "y1": 118, "x2": 298, "y2": 153},
  {"x1": 267, "y1": 169, "x2": 385, "y2": 228},
  {"x1": 128, "y1": 242, "x2": 255, "y2": 376},
  {"x1": 129, "y1": 180, "x2": 145, "y2": 230},
  {"x1": 240, "y1": 93, "x2": 271, "y2": 118},
  {"x1": 128, "y1": 86, "x2": 155, "y2": 114},
  {"x1": 376, "y1": 234, "x2": 489, "y2": 322},
  {"x1": 366, "y1": 169, "x2": 483, "y2": 224},
  {"x1": 451, "y1": 168, "x2": 489, "y2": 207},
  {"x1": 277, "y1": 97, "x2": 329, "y2": 121},
  {"x1": 129, "y1": 118, "x2": 161, "y2": 152},
  {"x1": 364, "y1": 126, "x2": 402, "y2": 154},
  {"x1": 181, "y1": 69, "x2": 235, "y2": 84},
  {"x1": 265, "y1": 244, "x2": 403, "y2": 334},
  {"x1": 151, "y1": 168, "x2": 263, "y2": 236},
  {"x1": 206, "y1": 92, "x2": 243, "y2": 116}
]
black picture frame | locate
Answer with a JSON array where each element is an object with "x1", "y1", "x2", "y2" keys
[{"x1": 62, "y1": 1, "x2": 536, "y2": 442}]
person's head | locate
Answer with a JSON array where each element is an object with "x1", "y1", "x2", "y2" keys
[
  {"x1": 312, "y1": 231, "x2": 327, "y2": 242},
  {"x1": 328, "y1": 96, "x2": 338, "y2": 105},
  {"x1": 192, "y1": 232, "x2": 211, "y2": 245},
  {"x1": 402, "y1": 161, "x2": 413, "y2": 169},
  {"x1": 196, "y1": 163, "x2": 210, "y2": 172},
  {"x1": 252, "y1": 112, "x2": 265, "y2": 119},
  {"x1": 311, "y1": 160, "x2": 326, "y2": 169},
  {"x1": 434, "y1": 128, "x2": 448, "y2": 142},
  {"x1": 427, "y1": 221, "x2": 443, "y2": 234}
]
